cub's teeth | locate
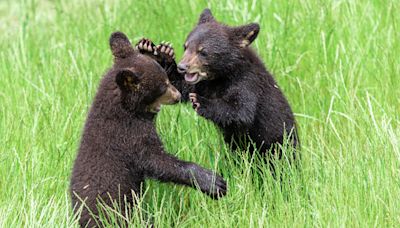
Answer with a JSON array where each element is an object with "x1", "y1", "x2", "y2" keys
[
  {"x1": 138, "y1": 42, "x2": 143, "y2": 49},
  {"x1": 154, "y1": 50, "x2": 158, "y2": 55}
]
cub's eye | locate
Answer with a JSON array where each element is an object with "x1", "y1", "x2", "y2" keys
[
  {"x1": 198, "y1": 48, "x2": 207, "y2": 57},
  {"x1": 183, "y1": 44, "x2": 187, "y2": 50},
  {"x1": 157, "y1": 84, "x2": 167, "y2": 97}
]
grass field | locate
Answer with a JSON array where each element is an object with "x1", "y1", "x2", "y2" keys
[{"x1": 0, "y1": 0, "x2": 399, "y2": 227}]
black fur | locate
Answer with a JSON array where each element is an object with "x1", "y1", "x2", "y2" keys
[
  {"x1": 145, "y1": 9, "x2": 299, "y2": 157},
  {"x1": 70, "y1": 32, "x2": 227, "y2": 228},
  {"x1": 184, "y1": 9, "x2": 299, "y2": 156}
]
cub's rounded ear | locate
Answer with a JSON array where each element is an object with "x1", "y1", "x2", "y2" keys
[
  {"x1": 198, "y1": 8, "x2": 215, "y2": 24},
  {"x1": 233, "y1": 23, "x2": 260, "y2": 47},
  {"x1": 109, "y1": 31, "x2": 134, "y2": 58},
  {"x1": 115, "y1": 69, "x2": 140, "y2": 91}
]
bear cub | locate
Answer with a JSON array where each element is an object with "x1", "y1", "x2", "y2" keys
[
  {"x1": 181, "y1": 9, "x2": 299, "y2": 157},
  {"x1": 140, "y1": 9, "x2": 299, "y2": 159},
  {"x1": 70, "y1": 31, "x2": 227, "y2": 227}
]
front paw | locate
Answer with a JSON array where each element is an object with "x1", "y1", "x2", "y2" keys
[
  {"x1": 156, "y1": 41, "x2": 175, "y2": 62},
  {"x1": 135, "y1": 38, "x2": 158, "y2": 56},
  {"x1": 189, "y1": 93, "x2": 200, "y2": 112},
  {"x1": 205, "y1": 173, "x2": 227, "y2": 199},
  {"x1": 190, "y1": 166, "x2": 227, "y2": 199}
]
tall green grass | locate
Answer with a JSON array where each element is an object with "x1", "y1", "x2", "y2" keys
[{"x1": 0, "y1": 0, "x2": 399, "y2": 227}]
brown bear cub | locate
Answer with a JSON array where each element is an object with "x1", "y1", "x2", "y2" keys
[
  {"x1": 140, "y1": 9, "x2": 299, "y2": 160},
  {"x1": 70, "y1": 31, "x2": 227, "y2": 227}
]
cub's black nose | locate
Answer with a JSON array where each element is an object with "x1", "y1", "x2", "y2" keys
[{"x1": 177, "y1": 63, "x2": 188, "y2": 74}]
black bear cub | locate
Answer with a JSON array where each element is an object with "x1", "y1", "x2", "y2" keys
[
  {"x1": 70, "y1": 31, "x2": 227, "y2": 227},
  {"x1": 182, "y1": 9, "x2": 299, "y2": 157},
  {"x1": 141, "y1": 9, "x2": 299, "y2": 159}
]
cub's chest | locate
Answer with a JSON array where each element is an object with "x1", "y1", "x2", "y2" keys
[{"x1": 195, "y1": 82, "x2": 228, "y2": 99}]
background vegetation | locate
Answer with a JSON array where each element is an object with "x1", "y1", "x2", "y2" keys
[{"x1": 0, "y1": 0, "x2": 399, "y2": 227}]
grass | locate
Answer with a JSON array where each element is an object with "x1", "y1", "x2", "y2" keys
[{"x1": 0, "y1": 0, "x2": 399, "y2": 227}]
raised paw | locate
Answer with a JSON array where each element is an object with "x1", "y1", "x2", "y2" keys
[
  {"x1": 135, "y1": 38, "x2": 158, "y2": 56},
  {"x1": 156, "y1": 41, "x2": 175, "y2": 63},
  {"x1": 189, "y1": 93, "x2": 200, "y2": 111}
]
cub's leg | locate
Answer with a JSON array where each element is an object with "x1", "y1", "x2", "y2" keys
[{"x1": 143, "y1": 152, "x2": 227, "y2": 199}]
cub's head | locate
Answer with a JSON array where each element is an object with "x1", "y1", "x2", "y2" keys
[
  {"x1": 110, "y1": 32, "x2": 181, "y2": 114},
  {"x1": 178, "y1": 8, "x2": 260, "y2": 84}
]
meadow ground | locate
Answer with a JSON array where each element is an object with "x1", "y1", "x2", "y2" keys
[{"x1": 0, "y1": 0, "x2": 399, "y2": 227}]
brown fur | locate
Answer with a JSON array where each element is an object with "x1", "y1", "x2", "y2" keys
[
  {"x1": 180, "y1": 9, "x2": 299, "y2": 159},
  {"x1": 142, "y1": 9, "x2": 299, "y2": 161},
  {"x1": 70, "y1": 32, "x2": 227, "y2": 227}
]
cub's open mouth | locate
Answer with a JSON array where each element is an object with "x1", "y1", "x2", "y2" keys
[
  {"x1": 184, "y1": 72, "x2": 199, "y2": 84},
  {"x1": 184, "y1": 71, "x2": 207, "y2": 85}
]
